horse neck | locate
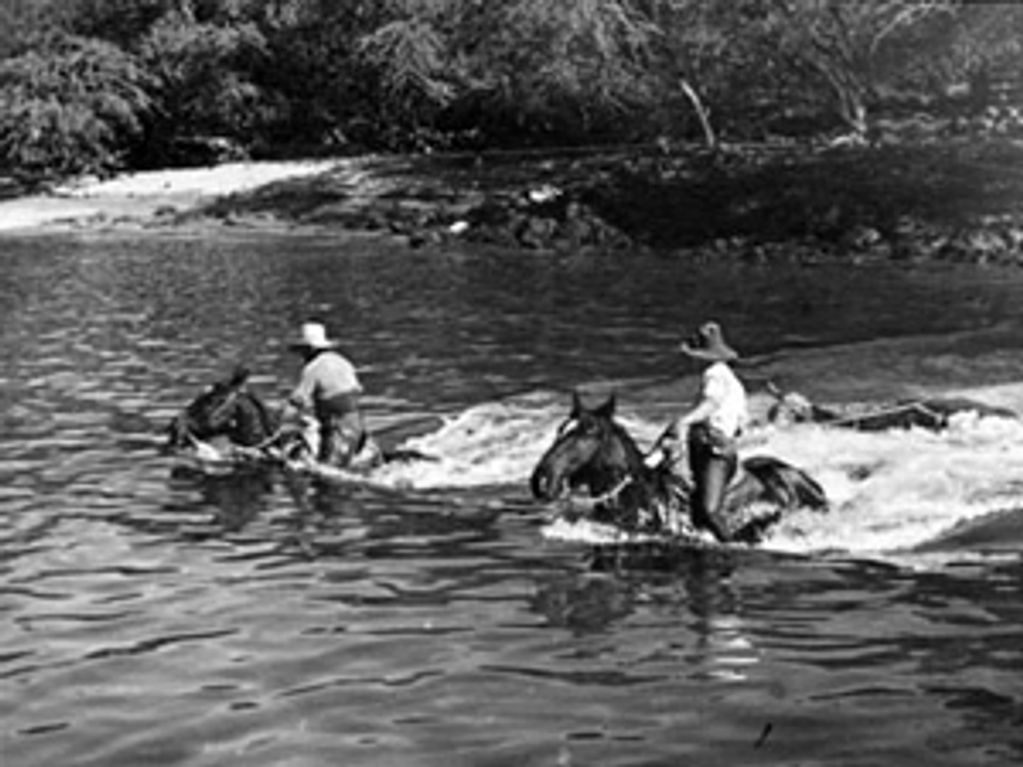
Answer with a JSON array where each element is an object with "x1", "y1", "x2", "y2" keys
[
  {"x1": 230, "y1": 393, "x2": 276, "y2": 446},
  {"x1": 247, "y1": 392, "x2": 277, "y2": 435},
  {"x1": 592, "y1": 423, "x2": 652, "y2": 491}
]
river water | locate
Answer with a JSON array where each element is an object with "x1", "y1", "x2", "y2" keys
[{"x1": 2, "y1": 232, "x2": 1022, "y2": 766}]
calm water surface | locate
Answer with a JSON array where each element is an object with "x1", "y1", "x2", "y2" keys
[{"x1": 2, "y1": 233, "x2": 1023, "y2": 767}]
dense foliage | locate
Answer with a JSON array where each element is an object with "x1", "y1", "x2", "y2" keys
[
  {"x1": 0, "y1": 0, "x2": 1020, "y2": 180},
  {"x1": 0, "y1": 33, "x2": 153, "y2": 178}
]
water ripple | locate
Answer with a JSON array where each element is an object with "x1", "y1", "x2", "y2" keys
[{"x1": 2, "y1": 237, "x2": 1023, "y2": 766}]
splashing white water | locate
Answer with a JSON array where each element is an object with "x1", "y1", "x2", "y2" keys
[
  {"x1": 368, "y1": 394, "x2": 1023, "y2": 557},
  {"x1": 755, "y1": 412, "x2": 1023, "y2": 556},
  {"x1": 375, "y1": 399, "x2": 562, "y2": 488}
]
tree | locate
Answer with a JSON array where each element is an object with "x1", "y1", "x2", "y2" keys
[
  {"x1": 635, "y1": 0, "x2": 754, "y2": 146},
  {"x1": 249, "y1": 2, "x2": 395, "y2": 148},
  {"x1": 57, "y1": 0, "x2": 174, "y2": 47},
  {"x1": 356, "y1": 16, "x2": 455, "y2": 144},
  {"x1": 0, "y1": 0, "x2": 61, "y2": 58},
  {"x1": 933, "y1": 3, "x2": 1023, "y2": 111},
  {"x1": 441, "y1": 0, "x2": 658, "y2": 143},
  {"x1": 754, "y1": 0, "x2": 957, "y2": 135},
  {"x1": 138, "y1": 9, "x2": 270, "y2": 156},
  {"x1": 0, "y1": 34, "x2": 153, "y2": 179}
]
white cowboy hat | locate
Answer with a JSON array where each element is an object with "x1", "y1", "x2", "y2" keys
[
  {"x1": 679, "y1": 321, "x2": 739, "y2": 362},
  {"x1": 289, "y1": 321, "x2": 339, "y2": 351}
]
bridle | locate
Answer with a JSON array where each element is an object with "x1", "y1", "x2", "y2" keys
[
  {"x1": 202, "y1": 386, "x2": 243, "y2": 429},
  {"x1": 171, "y1": 386, "x2": 252, "y2": 449},
  {"x1": 561, "y1": 474, "x2": 635, "y2": 512},
  {"x1": 545, "y1": 413, "x2": 690, "y2": 532},
  {"x1": 545, "y1": 414, "x2": 641, "y2": 509}
]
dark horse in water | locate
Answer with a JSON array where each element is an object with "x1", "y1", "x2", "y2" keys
[
  {"x1": 166, "y1": 365, "x2": 429, "y2": 469},
  {"x1": 530, "y1": 393, "x2": 828, "y2": 544},
  {"x1": 766, "y1": 383, "x2": 1017, "y2": 431},
  {"x1": 166, "y1": 366, "x2": 280, "y2": 452}
]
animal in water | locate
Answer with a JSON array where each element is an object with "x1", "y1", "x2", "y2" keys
[
  {"x1": 166, "y1": 365, "x2": 279, "y2": 450},
  {"x1": 530, "y1": 393, "x2": 827, "y2": 544},
  {"x1": 166, "y1": 366, "x2": 430, "y2": 470},
  {"x1": 765, "y1": 383, "x2": 1017, "y2": 431}
]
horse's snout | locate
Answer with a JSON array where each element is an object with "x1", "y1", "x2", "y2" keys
[{"x1": 530, "y1": 465, "x2": 560, "y2": 501}]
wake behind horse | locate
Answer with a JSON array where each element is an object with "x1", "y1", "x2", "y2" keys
[{"x1": 531, "y1": 393, "x2": 827, "y2": 544}]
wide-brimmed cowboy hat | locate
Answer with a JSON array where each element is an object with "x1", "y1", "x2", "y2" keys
[
  {"x1": 288, "y1": 321, "x2": 339, "y2": 351},
  {"x1": 679, "y1": 321, "x2": 739, "y2": 362}
]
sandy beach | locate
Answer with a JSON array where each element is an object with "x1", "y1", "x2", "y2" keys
[{"x1": 0, "y1": 159, "x2": 340, "y2": 233}]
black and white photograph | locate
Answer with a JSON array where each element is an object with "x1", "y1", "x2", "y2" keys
[{"x1": 2, "y1": 2, "x2": 1022, "y2": 765}]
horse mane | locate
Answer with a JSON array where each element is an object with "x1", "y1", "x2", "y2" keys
[
  {"x1": 565, "y1": 391, "x2": 651, "y2": 476},
  {"x1": 243, "y1": 388, "x2": 278, "y2": 438},
  {"x1": 603, "y1": 412, "x2": 650, "y2": 475}
]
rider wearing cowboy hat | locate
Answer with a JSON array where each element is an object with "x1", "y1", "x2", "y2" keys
[
  {"x1": 283, "y1": 320, "x2": 379, "y2": 468},
  {"x1": 654, "y1": 321, "x2": 748, "y2": 540}
]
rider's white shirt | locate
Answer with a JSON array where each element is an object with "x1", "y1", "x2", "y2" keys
[
  {"x1": 290, "y1": 350, "x2": 362, "y2": 410},
  {"x1": 699, "y1": 361, "x2": 747, "y2": 438}
]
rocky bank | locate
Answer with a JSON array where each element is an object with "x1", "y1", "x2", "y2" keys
[
  {"x1": 196, "y1": 138, "x2": 1023, "y2": 267},
  {"x1": 4, "y1": 138, "x2": 1023, "y2": 268}
]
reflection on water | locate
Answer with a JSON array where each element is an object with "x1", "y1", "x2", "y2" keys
[
  {"x1": 1, "y1": 233, "x2": 1022, "y2": 766},
  {"x1": 583, "y1": 547, "x2": 761, "y2": 683}
]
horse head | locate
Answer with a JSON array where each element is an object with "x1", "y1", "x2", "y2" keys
[
  {"x1": 167, "y1": 365, "x2": 276, "y2": 449},
  {"x1": 530, "y1": 392, "x2": 645, "y2": 502},
  {"x1": 766, "y1": 390, "x2": 816, "y2": 426}
]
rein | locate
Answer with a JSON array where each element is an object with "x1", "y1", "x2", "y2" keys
[
  {"x1": 250, "y1": 427, "x2": 289, "y2": 451},
  {"x1": 174, "y1": 384, "x2": 291, "y2": 457},
  {"x1": 204, "y1": 386, "x2": 242, "y2": 426},
  {"x1": 561, "y1": 474, "x2": 635, "y2": 513},
  {"x1": 558, "y1": 470, "x2": 690, "y2": 536},
  {"x1": 590, "y1": 475, "x2": 635, "y2": 505}
]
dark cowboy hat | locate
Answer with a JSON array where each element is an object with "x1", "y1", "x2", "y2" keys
[
  {"x1": 288, "y1": 321, "x2": 340, "y2": 351},
  {"x1": 679, "y1": 321, "x2": 739, "y2": 362}
]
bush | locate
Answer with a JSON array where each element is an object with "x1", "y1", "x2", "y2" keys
[
  {"x1": 137, "y1": 12, "x2": 271, "y2": 165},
  {"x1": 0, "y1": 34, "x2": 153, "y2": 180}
]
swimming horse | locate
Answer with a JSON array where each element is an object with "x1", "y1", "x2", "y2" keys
[
  {"x1": 166, "y1": 365, "x2": 429, "y2": 470},
  {"x1": 765, "y1": 383, "x2": 1017, "y2": 431},
  {"x1": 530, "y1": 393, "x2": 828, "y2": 544},
  {"x1": 166, "y1": 366, "x2": 281, "y2": 453}
]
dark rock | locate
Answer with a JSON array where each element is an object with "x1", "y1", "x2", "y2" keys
[{"x1": 185, "y1": 140, "x2": 1023, "y2": 264}]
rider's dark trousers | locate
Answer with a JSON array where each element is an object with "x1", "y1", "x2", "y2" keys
[
  {"x1": 319, "y1": 412, "x2": 366, "y2": 467},
  {"x1": 315, "y1": 394, "x2": 366, "y2": 467},
  {"x1": 687, "y1": 423, "x2": 738, "y2": 541}
]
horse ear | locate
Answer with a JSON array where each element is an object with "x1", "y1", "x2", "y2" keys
[
  {"x1": 595, "y1": 394, "x2": 616, "y2": 418},
  {"x1": 570, "y1": 390, "x2": 582, "y2": 416},
  {"x1": 228, "y1": 365, "x2": 251, "y2": 388}
]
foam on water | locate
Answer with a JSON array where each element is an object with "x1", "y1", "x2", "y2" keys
[
  {"x1": 374, "y1": 398, "x2": 565, "y2": 489},
  {"x1": 369, "y1": 394, "x2": 1023, "y2": 558},
  {"x1": 370, "y1": 397, "x2": 667, "y2": 491},
  {"x1": 750, "y1": 412, "x2": 1023, "y2": 556}
]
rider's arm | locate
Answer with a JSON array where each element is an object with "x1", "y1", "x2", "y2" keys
[
  {"x1": 282, "y1": 361, "x2": 318, "y2": 421},
  {"x1": 645, "y1": 370, "x2": 724, "y2": 467},
  {"x1": 673, "y1": 398, "x2": 715, "y2": 435}
]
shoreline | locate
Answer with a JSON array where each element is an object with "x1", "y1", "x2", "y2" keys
[
  {"x1": 0, "y1": 159, "x2": 341, "y2": 235},
  {"x1": 2, "y1": 141, "x2": 1022, "y2": 269}
]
